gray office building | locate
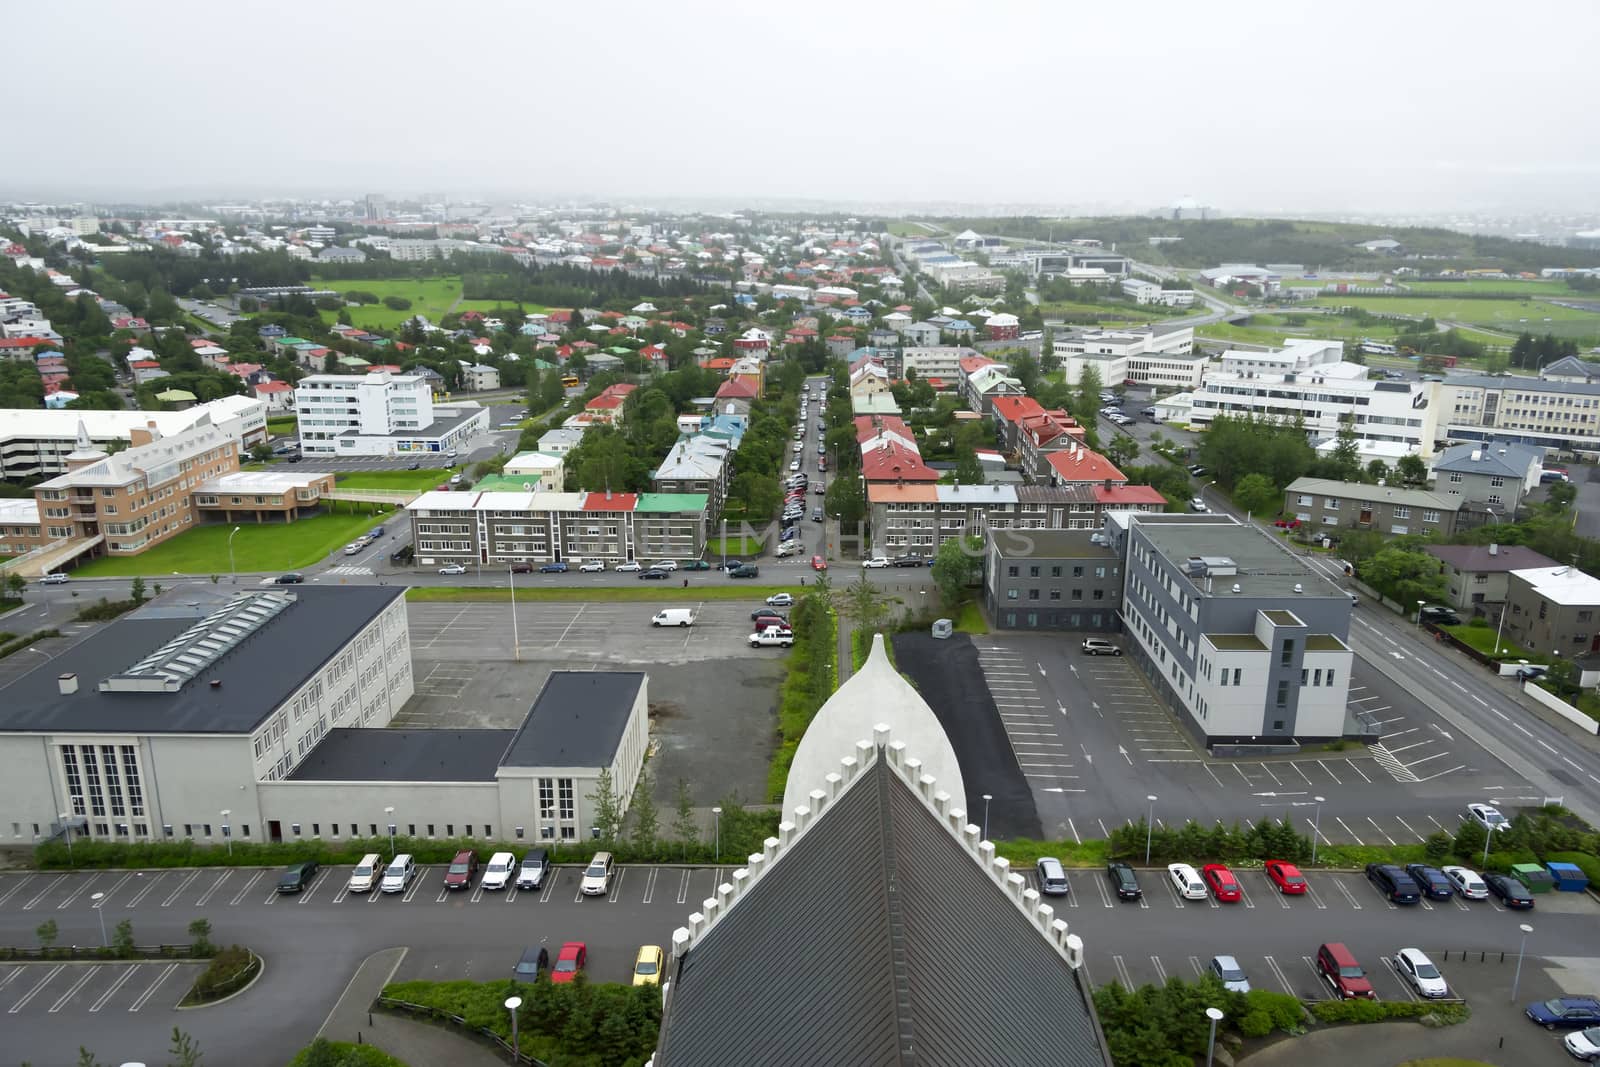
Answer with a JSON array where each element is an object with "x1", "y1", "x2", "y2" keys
[{"x1": 983, "y1": 529, "x2": 1123, "y2": 631}]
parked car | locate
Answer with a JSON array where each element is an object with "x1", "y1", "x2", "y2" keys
[
  {"x1": 1366, "y1": 863, "x2": 1421, "y2": 904},
  {"x1": 682, "y1": 560, "x2": 712, "y2": 571},
  {"x1": 1419, "y1": 604, "x2": 1461, "y2": 625},
  {"x1": 509, "y1": 562, "x2": 533, "y2": 574},
  {"x1": 862, "y1": 556, "x2": 890, "y2": 568},
  {"x1": 1209, "y1": 955, "x2": 1250, "y2": 993},
  {"x1": 551, "y1": 942, "x2": 587, "y2": 984},
  {"x1": 380, "y1": 854, "x2": 417, "y2": 893},
  {"x1": 443, "y1": 850, "x2": 479, "y2": 890},
  {"x1": 1264, "y1": 860, "x2": 1307, "y2": 894},
  {"x1": 1441, "y1": 865, "x2": 1489, "y2": 900},
  {"x1": 1203, "y1": 863, "x2": 1242, "y2": 902},
  {"x1": 652, "y1": 609, "x2": 696, "y2": 628},
  {"x1": 480, "y1": 851, "x2": 515, "y2": 890},
  {"x1": 438, "y1": 563, "x2": 468, "y2": 575},
  {"x1": 1316, "y1": 941, "x2": 1375, "y2": 1000},
  {"x1": 1527, "y1": 996, "x2": 1600, "y2": 1030},
  {"x1": 750, "y1": 627, "x2": 795, "y2": 648},
  {"x1": 1035, "y1": 857, "x2": 1071, "y2": 896},
  {"x1": 1563, "y1": 1026, "x2": 1600, "y2": 1061},
  {"x1": 515, "y1": 849, "x2": 549, "y2": 890},
  {"x1": 1105, "y1": 861, "x2": 1141, "y2": 901},
  {"x1": 1167, "y1": 863, "x2": 1207, "y2": 900},
  {"x1": 1394, "y1": 948, "x2": 1449, "y2": 998},
  {"x1": 1467, "y1": 803, "x2": 1511, "y2": 833},
  {"x1": 513, "y1": 945, "x2": 548, "y2": 982},
  {"x1": 1405, "y1": 864, "x2": 1455, "y2": 901},
  {"x1": 730, "y1": 564, "x2": 759, "y2": 578},
  {"x1": 614, "y1": 561, "x2": 642, "y2": 572},
  {"x1": 633, "y1": 945, "x2": 664, "y2": 986},
  {"x1": 538, "y1": 562, "x2": 568, "y2": 573},
  {"x1": 276, "y1": 860, "x2": 319, "y2": 893},
  {"x1": 752, "y1": 608, "x2": 789, "y2": 623},
  {"x1": 1081, "y1": 638, "x2": 1122, "y2": 656},
  {"x1": 1484, "y1": 872, "x2": 1535, "y2": 908},
  {"x1": 1189, "y1": 497, "x2": 1208, "y2": 512},
  {"x1": 577, "y1": 560, "x2": 605, "y2": 572},
  {"x1": 343, "y1": 542, "x2": 364, "y2": 556},
  {"x1": 766, "y1": 593, "x2": 794, "y2": 607},
  {"x1": 892, "y1": 555, "x2": 926, "y2": 568},
  {"x1": 580, "y1": 852, "x2": 613, "y2": 896},
  {"x1": 721, "y1": 559, "x2": 744, "y2": 572}
]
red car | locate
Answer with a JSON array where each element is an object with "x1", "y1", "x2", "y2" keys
[
  {"x1": 551, "y1": 941, "x2": 587, "y2": 984},
  {"x1": 1264, "y1": 860, "x2": 1307, "y2": 895},
  {"x1": 1202, "y1": 863, "x2": 1241, "y2": 902},
  {"x1": 811, "y1": 555, "x2": 827, "y2": 571},
  {"x1": 443, "y1": 850, "x2": 478, "y2": 890}
]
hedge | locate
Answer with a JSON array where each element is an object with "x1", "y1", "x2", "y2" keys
[
  {"x1": 1095, "y1": 977, "x2": 1305, "y2": 1067},
  {"x1": 765, "y1": 593, "x2": 837, "y2": 801},
  {"x1": 0, "y1": 628, "x2": 60, "y2": 660},
  {"x1": 287, "y1": 1039, "x2": 410, "y2": 1067},
  {"x1": 1309, "y1": 999, "x2": 1470, "y2": 1025},
  {"x1": 382, "y1": 977, "x2": 659, "y2": 1067}
]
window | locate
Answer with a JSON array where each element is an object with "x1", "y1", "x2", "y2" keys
[
  {"x1": 1301, "y1": 669, "x2": 1309, "y2": 685},
  {"x1": 312, "y1": 823, "x2": 320, "y2": 836},
  {"x1": 1071, "y1": 589, "x2": 1082, "y2": 601},
  {"x1": 1092, "y1": 589, "x2": 1105, "y2": 600},
  {"x1": 1232, "y1": 668, "x2": 1242, "y2": 686},
  {"x1": 1325, "y1": 497, "x2": 1339, "y2": 510},
  {"x1": 427, "y1": 824, "x2": 435, "y2": 837},
  {"x1": 1392, "y1": 506, "x2": 1410, "y2": 519},
  {"x1": 1314, "y1": 669, "x2": 1323, "y2": 686},
  {"x1": 1273, "y1": 720, "x2": 1285, "y2": 731},
  {"x1": 1423, "y1": 510, "x2": 1440, "y2": 523},
  {"x1": 1049, "y1": 589, "x2": 1061, "y2": 600},
  {"x1": 1220, "y1": 670, "x2": 1229, "y2": 687},
  {"x1": 1007, "y1": 588, "x2": 1018, "y2": 600},
  {"x1": 1050, "y1": 566, "x2": 1062, "y2": 577},
  {"x1": 1276, "y1": 680, "x2": 1289, "y2": 708},
  {"x1": 538, "y1": 778, "x2": 555, "y2": 821},
  {"x1": 446, "y1": 824, "x2": 454, "y2": 836},
  {"x1": 1281, "y1": 639, "x2": 1294, "y2": 666},
  {"x1": 1072, "y1": 566, "x2": 1084, "y2": 577},
  {"x1": 558, "y1": 779, "x2": 575, "y2": 823},
  {"x1": 1007, "y1": 565, "x2": 1018, "y2": 577}
]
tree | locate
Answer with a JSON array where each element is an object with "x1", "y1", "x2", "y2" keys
[
  {"x1": 77, "y1": 1049, "x2": 104, "y2": 1067},
  {"x1": 3, "y1": 573, "x2": 25, "y2": 602},
  {"x1": 1365, "y1": 459, "x2": 1390, "y2": 484},
  {"x1": 130, "y1": 576, "x2": 147, "y2": 605},
  {"x1": 1360, "y1": 547, "x2": 1447, "y2": 607},
  {"x1": 672, "y1": 778, "x2": 698, "y2": 857},
  {"x1": 167, "y1": 1026, "x2": 204, "y2": 1067},
  {"x1": 931, "y1": 535, "x2": 983, "y2": 606},
  {"x1": 113, "y1": 917, "x2": 136, "y2": 957},
  {"x1": 1327, "y1": 421, "x2": 1362, "y2": 481},
  {"x1": 1104, "y1": 435, "x2": 1140, "y2": 468},
  {"x1": 1072, "y1": 364, "x2": 1103, "y2": 427},
  {"x1": 1395, "y1": 453, "x2": 1428, "y2": 486},
  {"x1": 1543, "y1": 658, "x2": 1578, "y2": 698},
  {"x1": 629, "y1": 767, "x2": 659, "y2": 853},
  {"x1": 843, "y1": 575, "x2": 890, "y2": 634},
  {"x1": 248, "y1": 442, "x2": 274, "y2": 463},
  {"x1": 1232, "y1": 473, "x2": 1280, "y2": 517},
  {"x1": 35, "y1": 918, "x2": 58, "y2": 950},
  {"x1": 825, "y1": 474, "x2": 865, "y2": 530},
  {"x1": 587, "y1": 767, "x2": 622, "y2": 842},
  {"x1": 187, "y1": 918, "x2": 214, "y2": 957},
  {"x1": 953, "y1": 442, "x2": 984, "y2": 486}
]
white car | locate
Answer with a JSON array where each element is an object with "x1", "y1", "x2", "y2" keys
[
  {"x1": 862, "y1": 557, "x2": 890, "y2": 569},
  {"x1": 749, "y1": 627, "x2": 795, "y2": 648},
  {"x1": 1466, "y1": 803, "x2": 1510, "y2": 833},
  {"x1": 1189, "y1": 498, "x2": 1208, "y2": 512},
  {"x1": 343, "y1": 542, "x2": 364, "y2": 555},
  {"x1": 580, "y1": 852, "x2": 613, "y2": 896},
  {"x1": 792, "y1": 442, "x2": 803, "y2": 453},
  {"x1": 40, "y1": 573, "x2": 70, "y2": 585},
  {"x1": 1441, "y1": 865, "x2": 1489, "y2": 900},
  {"x1": 1209, "y1": 955, "x2": 1250, "y2": 993},
  {"x1": 651, "y1": 560, "x2": 678, "y2": 572},
  {"x1": 766, "y1": 592, "x2": 795, "y2": 607},
  {"x1": 614, "y1": 561, "x2": 642, "y2": 572},
  {"x1": 479, "y1": 851, "x2": 515, "y2": 890},
  {"x1": 1167, "y1": 863, "x2": 1208, "y2": 900},
  {"x1": 438, "y1": 563, "x2": 468, "y2": 575},
  {"x1": 789, "y1": 460, "x2": 801, "y2": 472},
  {"x1": 1564, "y1": 1026, "x2": 1600, "y2": 1062},
  {"x1": 577, "y1": 560, "x2": 605, "y2": 572},
  {"x1": 1393, "y1": 948, "x2": 1448, "y2": 998}
]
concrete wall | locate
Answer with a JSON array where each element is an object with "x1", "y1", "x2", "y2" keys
[
  {"x1": 145, "y1": 735, "x2": 263, "y2": 840},
  {"x1": 0, "y1": 736, "x2": 62, "y2": 842},
  {"x1": 257, "y1": 780, "x2": 502, "y2": 841}
]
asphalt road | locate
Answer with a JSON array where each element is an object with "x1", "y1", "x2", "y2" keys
[{"x1": 3, "y1": 859, "x2": 1596, "y2": 1066}]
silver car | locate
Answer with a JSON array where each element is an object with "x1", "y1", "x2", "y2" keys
[{"x1": 1209, "y1": 955, "x2": 1250, "y2": 993}]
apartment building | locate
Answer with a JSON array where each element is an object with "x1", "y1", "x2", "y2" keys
[
  {"x1": 191, "y1": 471, "x2": 337, "y2": 523},
  {"x1": 1423, "y1": 543, "x2": 1557, "y2": 612},
  {"x1": 1438, "y1": 372, "x2": 1600, "y2": 457},
  {"x1": 1051, "y1": 325, "x2": 1202, "y2": 388},
  {"x1": 1429, "y1": 441, "x2": 1543, "y2": 514},
  {"x1": 652, "y1": 436, "x2": 731, "y2": 525},
  {"x1": 1283, "y1": 477, "x2": 1462, "y2": 537},
  {"x1": 295, "y1": 371, "x2": 487, "y2": 457},
  {"x1": 866, "y1": 482, "x2": 1112, "y2": 556},
  {"x1": 1500, "y1": 566, "x2": 1600, "y2": 658},
  {"x1": 1120, "y1": 278, "x2": 1196, "y2": 307},
  {"x1": 1116, "y1": 513, "x2": 1356, "y2": 745},
  {"x1": 983, "y1": 528, "x2": 1124, "y2": 631},
  {"x1": 0, "y1": 397, "x2": 266, "y2": 482},
  {"x1": 900, "y1": 346, "x2": 975, "y2": 385},
  {"x1": 405, "y1": 490, "x2": 709, "y2": 567},
  {"x1": 1189, "y1": 340, "x2": 1442, "y2": 458},
  {"x1": 990, "y1": 396, "x2": 1087, "y2": 474}
]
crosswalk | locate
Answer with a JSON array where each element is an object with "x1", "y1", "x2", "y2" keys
[{"x1": 324, "y1": 564, "x2": 374, "y2": 577}]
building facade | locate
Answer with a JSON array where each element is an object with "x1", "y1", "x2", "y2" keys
[
  {"x1": 405, "y1": 490, "x2": 709, "y2": 567},
  {"x1": 0, "y1": 396, "x2": 266, "y2": 482},
  {"x1": 295, "y1": 371, "x2": 487, "y2": 457},
  {"x1": 1438, "y1": 373, "x2": 1600, "y2": 457},
  {"x1": 1283, "y1": 477, "x2": 1462, "y2": 538},
  {"x1": 1423, "y1": 543, "x2": 1557, "y2": 612},
  {"x1": 1429, "y1": 441, "x2": 1543, "y2": 514},
  {"x1": 1503, "y1": 566, "x2": 1600, "y2": 658},
  {"x1": 983, "y1": 529, "x2": 1124, "y2": 631}
]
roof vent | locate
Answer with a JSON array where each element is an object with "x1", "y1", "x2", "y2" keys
[
  {"x1": 1489, "y1": 543, "x2": 1499, "y2": 556},
  {"x1": 58, "y1": 673, "x2": 78, "y2": 695},
  {"x1": 1294, "y1": 583, "x2": 1303, "y2": 593},
  {"x1": 1231, "y1": 583, "x2": 1242, "y2": 594},
  {"x1": 209, "y1": 679, "x2": 222, "y2": 689}
]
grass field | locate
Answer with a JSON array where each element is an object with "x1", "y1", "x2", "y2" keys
[
  {"x1": 885, "y1": 221, "x2": 935, "y2": 237},
  {"x1": 407, "y1": 584, "x2": 804, "y2": 603},
  {"x1": 72, "y1": 514, "x2": 383, "y2": 577},
  {"x1": 313, "y1": 276, "x2": 463, "y2": 330},
  {"x1": 1404, "y1": 278, "x2": 1575, "y2": 296},
  {"x1": 455, "y1": 298, "x2": 545, "y2": 316},
  {"x1": 1036, "y1": 300, "x2": 1161, "y2": 322},
  {"x1": 707, "y1": 535, "x2": 764, "y2": 556},
  {"x1": 953, "y1": 601, "x2": 989, "y2": 634},
  {"x1": 1310, "y1": 294, "x2": 1600, "y2": 331},
  {"x1": 335, "y1": 469, "x2": 460, "y2": 491},
  {"x1": 1196, "y1": 323, "x2": 1298, "y2": 346},
  {"x1": 266, "y1": 416, "x2": 297, "y2": 436}
]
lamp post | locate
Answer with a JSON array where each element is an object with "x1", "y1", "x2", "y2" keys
[
  {"x1": 711, "y1": 806, "x2": 722, "y2": 863},
  {"x1": 508, "y1": 564, "x2": 520, "y2": 662},
  {"x1": 1145, "y1": 794, "x2": 1158, "y2": 864},
  {"x1": 1204, "y1": 1007, "x2": 1224, "y2": 1067},
  {"x1": 1415, "y1": 599, "x2": 1425, "y2": 627},
  {"x1": 504, "y1": 994, "x2": 523, "y2": 1063},
  {"x1": 227, "y1": 526, "x2": 242, "y2": 584},
  {"x1": 1511, "y1": 922, "x2": 1533, "y2": 1003},
  {"x1": 220, "y1": 809, "x2": 232, "y2": 857},
  {"x1": 384, "y1": 806, "x2": 396, "y2": 858},
  {"x1": 981, "y1": 794, "x2": 993, "y2": 842},
  {"x1": 1311, "y1": 796, "x2": 1326, "y2": 864},
  {"x1": 1483, "y1": 819, "x2": 1494, "y2": 868},
  {"x1": 90, "y1": 892, "x2": 108, "y2": 946},
  {"x1": 58, "y1": 812, "x2": 73, "y2": 863}
]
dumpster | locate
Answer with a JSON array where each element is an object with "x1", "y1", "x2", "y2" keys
[
  {"x1": 1547, "y1": 862, "x2": 1589, "y2": 893},
  {"x1": 1511, "y1": 863, "x2": 1555, "y2": 894}
]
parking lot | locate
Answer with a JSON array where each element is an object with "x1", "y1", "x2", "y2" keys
[{"x1": 0, "y1": 959, "x2": 203, "y2": 1019}]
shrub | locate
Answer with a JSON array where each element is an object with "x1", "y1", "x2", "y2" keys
[
  {"x1": 1239, "y1": 1009, "x2": 1273, "y2": 1038},
  {"x1": 1546, "y1": 851, "x2": 1600, "y2": 887},
  {"x1": 1108, "y1": 816, "x2": 1312, "y2": 865},
  {"x1": 288, "y1": 1038, "x2": 410, "y2": 1067},
  {"x1": 184, "y1": 944, "x2": 257, "y2": 1004},
  {"x1": 1423, "y1": 831, "x2": 1453, "y2": 861},
  {"x1": 1309, "y1": 999, "x2": 1469, "y2": 1025},
  {"x1": 382, "y1": 296, "x2": 412, "y2": 311}
]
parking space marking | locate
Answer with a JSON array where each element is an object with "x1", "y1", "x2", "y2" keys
[
  {"x1": 194, "y1": 871, "x2": 232, "y2": 907},
  {"x1": 1150, "y1": 955, "x2": 1168, "y2": 982},
  {"x1": 56, "y1": 875, "x2": 99, "y2": 911},
  {"x1": 1316, "y1": 760, "x2": 1343, "y2": 785},
  {"x1": 1327, "y1": 876, "x2": 1363, "y2": 910},
  {"x1": 127, "y1": 962, "x2": 178, "y2": 1012},
  {"x1": 8, "y1": 965, "x2": 63, "y2": 1013},
  {"x1": 48, "y1": 966, "x2": 100, "y2": 1013},
  {"x1": 402, "y1": 869, "x2": 429, "y2": 902},
  {"x1": 1365, "y1": 817, "x2": 1399, "y2": 846},
  {"x1": 22, "y1": 875, "x2": 66, "y2": 911},
  {"x1": 0, "y1": 966, "x2": 24, "y2": 992},
  {"x1": 161, "y1": 871, "x2": 200, "y2": 908},
  {"x1": 539, "y1": 869, "x2": 561, "y2": 903},
  {"x1": 1301, "y1": 956, "x2": 1329, "y2": 1000},
  {"x1": 299, "y1": 869, "x2": 331, "y2": 903},
  {"x1": 608, "y1": 868, "x2": 628, "y2": 903},
  {"x1": 230, "y1": 870, "x2": 265, "y2": 906},
  {"x1": 91, "y1": 872, "x2": 134, "y2": 909},
  {"x1": 1393, "y1": 816, "x2": 1423, "y2": 842},
  {"x1": 1263, "y1": 955, "x2": 1294, "y2": 996},
  {"x1": 123, "y1": 873, "x2": 165, "y2": 909},
  {"x1": 641, "y1": 868, "x2": 659, "y2": 904},
  {"x1": 88, "y1": 964, "x2": 140, "y2": 1013},
  {"x1": 0, "y1": 875, "x2": 33, "y2": 907},
  {"x1": 1333, "y1": 817, "x2": 1364, "y2": 845},
  {"x1": 1112, "y1": 954, "x2": 1133, "y2": 988},
  {"x1": 1091, "y1": 873, "x2": 1113, "y2": 908}
]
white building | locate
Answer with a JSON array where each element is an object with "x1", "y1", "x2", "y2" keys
[
  {"x1": 900, "y1": 346, "x2": 975, "y2": 384},
  {"x1": 1120, "y1": 278, "x2": 1194, "y2": 307},
  {"x1": 0, "y1": 396, "x2": 266, "y2": 482},
  {"x1": 295, "y1": 371, "x2": 487, "y2": 458},
  {"x1": 1436, "y1": 370, "x2": 1600, "y2": 457},
  {"x1": 388, "y1": 239, "x2": 437, "y2": 262},
  {"x1": 537, "y1": 427, "x2": 585, "y2": 456},
  {"x1": 1051, "y1": 325, "x2": 1202, "y2": 388},
  {"x1": 502, "y1": 451, "x2": 565, "y2": 492},
  {"x1": 1188, "y1": 339, "x2": 1442, "y2": 457},
  {"x1": 459, "y1": 362, "x2": 501, "y2": 391}
]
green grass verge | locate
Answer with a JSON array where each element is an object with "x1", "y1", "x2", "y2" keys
[
  {"x1": 407, "y1": 583, "x2": 803, "y2": 603},
  {"x1": 1310, "y1": 294, "x2": 1600, "y2": 327},
  {"x1": 335, "y1": 468, "x2": 459, "y2": 490},
  {"x1": 766, "y1": 597, "x2": 837, "y2": 801},
  {"x1": 265, "y1": 416, "x2": 297, "y2": 435},
  {"x1": 1440, "y1": 622, "x2": 1543, "y2": 663},
  {"x1": 706, "y1": 535, "x2": 764, "y2": 556},
  {"x1": 953, "y1": 601, "x2": 989, "y2": 634},
  {"x1": 1405, "y1": 279, "x2": 1575, "y2": 296},
  {"x1": 71, "y1": 513, "x2": 385, "y2": 577},
  {"x1": 289, "y1": 1040, "x2": 410, "y2": 1067},
  {"x1": 1196, "y1": 323, "x2": 1297, "y2": 346}
]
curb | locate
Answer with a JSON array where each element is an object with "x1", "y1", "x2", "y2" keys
[{"x1": 176, "y1": 949, "x2": 264, "y2": 1010}]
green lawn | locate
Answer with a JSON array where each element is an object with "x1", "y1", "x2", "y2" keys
[
  {"x1": 455, "y1": 298, "x2": 546, "y2": 316},
  {"x1": 335, "y1": 469, "x2": 459, "y2": 491},
  {"x1": 1310, "y1": 294, "x2": 1600, "y2": 331},
  {"x1": 266, "y1": 416, "x2": 298, "y2": 435},
  {"x1": 1196, "y1": 323, "x2": 1297, "y2": 346},
  {"x1": 72, "y1": 513, "x2": 384, "y2": 577},
  {"x1": 407, "y1": 584, "x2": 805, "y2": 603},
  {"x1": 953, "y1": 601, "x2": 989, "y2": 634},
  {"x1": 1036, "y1": 300, "x2": 1161, "y2": 322},
  {"x1": 1440, "y1": 622, "x2": 1543, "y2": 663},
  {"x1": 886, "y1": 221, "x2": 935, "y2": 237},
  {"x1": 1404, "y1": 278, "x2": 1575, "y2": 296},
  {"x1": 313, "y1": 275, "x2": 464, "y2": 330},
  {"x1": 707, "y1": 535, "x2": 764, "y2": 556}
]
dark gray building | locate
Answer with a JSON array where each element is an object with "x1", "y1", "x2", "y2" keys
[
  {"x1": 1114, "y1": 513, "x2": 1359, "y2": 747},
  {"x1": 983, "y1": 529, "x2": 1122, "y2": 631}
]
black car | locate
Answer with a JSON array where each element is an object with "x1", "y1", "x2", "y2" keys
[
  {"x1": 390, "y1": 545, "x2": 415, "y2": 564},
  {"x1": 514, "y1": 945, "x2": 549, "y2": 982},
  {"x1": 1365, "y1": 863, "x2": 1421, "y2": 904},
  {"x1": 892, "y1": 555, "x2": 926, "y2": 568},
  {"x1": 1404, "y1": 863, "x2": 1455, "y2": 901},
  {"x1": 730, "y1": 564, "x2": 759, "y2": 578},
  {"x1": 407, "y1": 460, "x2": 422, "y2": 470},
  {"x1": 276, "y1": 860, "x2": 319, "y2": 893},
  {"x1": 1106, "y1": 861, "x2": 1142, "y2": 901},
  {"x1": 1419, "y1": 605, "x2": 1461, "y2": 626},
  {"x1": 274, "y1": 572, "x2": 305, "y2": 584},
  {"x1": 1484, "y1": 872, "x2": 1535, "y2": 909},
  {"x1": 722, "y1": 559, "x2": 743, "y2": 571},
  {"x1": 638, "y1": 568, "x2": 669, "y2": 580}
]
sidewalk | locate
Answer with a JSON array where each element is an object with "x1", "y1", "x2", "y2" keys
[{"x1": 318, "y1": 947, "x2": 506, "y2": 1067}]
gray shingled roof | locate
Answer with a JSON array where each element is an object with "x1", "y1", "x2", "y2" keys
[
  {"x1": 655, "y1": 756, "x2": 1110, "y2": 1067},
  {"x1": 1432, "y1": 441, "x2": 1542, "y2": 478}
]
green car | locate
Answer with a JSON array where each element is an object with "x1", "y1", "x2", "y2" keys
[
  {"x1": 276, "y1": 860, "x2": 320, "y2": 893},
  {"x1": 681, "y1": 560, "x2": 713, "y2": 571}
]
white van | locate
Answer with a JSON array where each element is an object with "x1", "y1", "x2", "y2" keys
[
  {"x1": 1167, "y1": 862, "x2": 1208, "y2": 900},
  {"x1": 381, "y1": 854, "x2": 416, "y2": 893},
  {"x1": 348, "y1": 853, "x2": 383, "y2": 893},
  {"x1": 652, "y1": 608, "x2": 695, "y2": 628},
  {"x1": 480, "y1": 851, "x2": 515, "y2": 890}
]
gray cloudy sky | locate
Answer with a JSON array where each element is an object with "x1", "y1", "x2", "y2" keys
[{"x1": 9, "y1": 0, "x2": 1597, "y2": 214}]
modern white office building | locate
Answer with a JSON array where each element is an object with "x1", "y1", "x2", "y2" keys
[
  {"x1": 1187, "y1": 340, "x2": 1443, "y2": 457},
  {"x1": 0, "y1": 396, "x2": 267, "y2": 482},
  {"x1": 1051, "y1": 325, "x2": 1201, "y2": 388},
  {"x1": 1120, "y1": 278, "x2": 1196, "y2": 307},
  {"x1": 295, "y1": 371, "x2": 488, "y2": 457}
]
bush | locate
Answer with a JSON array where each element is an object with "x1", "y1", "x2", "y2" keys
[
  {"x1": 1094, "y1": 975, "x2": 1302, "y2": 1067},
  {"x1": 765, "y1": 593, "x2": 837, "y2": 801},
  {"x1": 288, "y1": 1038, "x2": 410, "y2": 1067},
  {"x1": 1239, "y1": 1009, "x2": 1273, "y2": 1038},
  {"x1": 0, "y1": 628, "x2": 61, "y2": 659},
  {"x1": 183, "y1": 944, "x2": 257, "y2": 1004},
  {"x1": 1108, "y1": 816, "x2": 1312, "y2": 865},
  {"x1": 381, "y1": 296, "x2": 412, "y2": 311},
  {"x1": 1546, "y1": 851, "x2": 1600, "y2": 887},
  {"x1": 75, "y1": 598, "x2": 140, "y2": 622},
  {"x1": 1310, "y1": 999, "x2": 1468, "y2": 1026}
]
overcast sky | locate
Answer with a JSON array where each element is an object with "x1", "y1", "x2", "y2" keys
[{"x1": 9, "y1": 0, "x2": 1598, "y2": 216}]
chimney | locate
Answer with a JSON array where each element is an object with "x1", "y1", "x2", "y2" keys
[
  {"x1": 1489, "y1": 543, "x2": 1499, "y2": 556},
  {"x1": 58, "y1": 673, "x2": 78, "y2": 695}
]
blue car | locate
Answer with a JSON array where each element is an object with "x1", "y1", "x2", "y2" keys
[
  {"x1": 1527, "y1": 996, "x2": 1600, "y2": 1030},
  {"x1": 539, "y1": 562, "x2": 568, "y2": 573}
]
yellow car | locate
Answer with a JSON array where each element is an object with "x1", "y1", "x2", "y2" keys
[{"x1": 633, "y1": 944, "x2": 664, "y2": 986}]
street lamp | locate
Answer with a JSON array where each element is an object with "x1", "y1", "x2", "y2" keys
[
  {"x1": 58, "y1": 812, "x2": 73, "y2": 864},
  {"x1": 508, "y1": 564, "x2": 521, "y2": 662},
  {"x1": 227, "y1": 526, "x2": 242, "y2": 584},
  {"x1": 90, "y1": 893, "x2": 108, "y2": 946},
  {"x1": 1483, "y1": 819, "x2": 1494, "y2": 868},
  {"x1": 1415, "y1": 599, "x2": 1425, "y2": 627},
  {"x1": 504, "y1": 994, "x2": 523, "y2": 1063},
  {"x1": 220, "y1": 809, "x2": 232, "y2": 857},
  {"x1": 981, "y1": 794, "x2": 993, "y2": 842},
  {"x1": 1204, "y1": 1007, "x2": 1224, "y2": 1067},
  {"x1": 1145, "y1": 795, "x2": 1158, "y2": 864},
  {"x1": 1511, "y1": 922, "x2": 1533, "y2": 1003},
  {"x1": 711, "y1": 807, "x2": 722, "y2": 863},
  {"x1": 384, "y1": 806, "x2": 396, "y2": 858},
  {"x1": 1311, "y1": 796, "x2": 1326, "y2": 864}
]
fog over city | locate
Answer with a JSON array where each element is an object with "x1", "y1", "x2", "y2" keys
[{"x1": 7, "y1": 0, "x2": 1599, "y2": 214}]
